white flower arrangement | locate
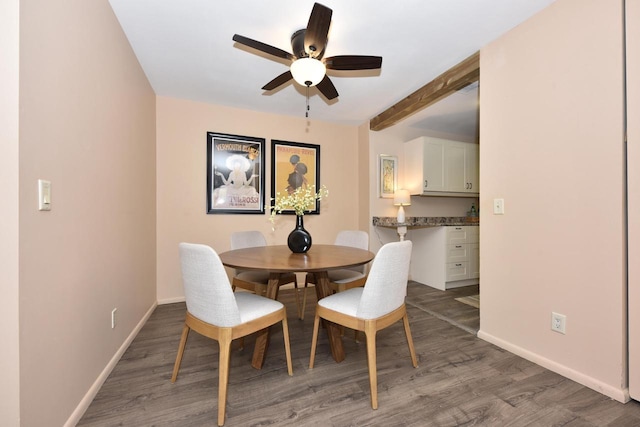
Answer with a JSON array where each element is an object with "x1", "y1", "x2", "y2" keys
[{"x1": 269, "y1": 184, "x2": 329, "y2": 227}]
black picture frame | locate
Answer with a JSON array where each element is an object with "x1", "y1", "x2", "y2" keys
[
  {"x1": 206, "y1": 132, "x2": 265, "y2": 214},
  {"x1": 271, "y1": 140, "x2": 321, "y2": 215}
]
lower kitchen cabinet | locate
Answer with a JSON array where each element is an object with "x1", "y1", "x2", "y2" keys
[{"x1": 410, "y1": 225, "x2": 479, "y2": 290}]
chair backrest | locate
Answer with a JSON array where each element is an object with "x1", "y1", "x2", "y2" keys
[
  {"x1": 230, "y1": 230, "x2": 267, "y2": 250},
  {"x1": 356, "y1": 240, "x2": 412, "y2": 319},
  {"x1": 179, "y1": 243, "x2": 241, "y2": 327},
  {"x1": 335, "y1": 230, "x2": 369, "y2": 249},
  {"x1": 334, "y1": 230, "x2": 369, "y2": 273}
]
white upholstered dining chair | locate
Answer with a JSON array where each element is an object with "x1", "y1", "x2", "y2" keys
[
  {"x1": 230, "y1": 230, "x2": 303, "y2": 318},
  {"x1": 172, "y1": 243, "x2": 293, "y2": 426},
  {"x1": 308, "y1": 240, "x2": 417, "y2": 409},
  {"x1": 300, "y1": 230, "x2": 369, "y2": 319}
]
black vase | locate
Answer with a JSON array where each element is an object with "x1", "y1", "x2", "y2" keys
[{"x1": 287, "y1": 215, "x2": 312, "y2": 253}]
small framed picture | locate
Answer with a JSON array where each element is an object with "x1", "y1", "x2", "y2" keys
[
  {"x1": 378, "y1": 154, "x2": 398, "y2": 198},
  {"x1": 206, "y1": 132, "x2": 265, "y2": 214},
  {"x1": 271, "y1": 140, "x2": 321, "y2": 214}
]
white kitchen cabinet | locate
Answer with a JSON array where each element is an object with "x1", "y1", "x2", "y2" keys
[
  {"x1": 465, "y1": 143, "x2": 479, "y2": 194},
  {"x1": 410, "y1": 225, "x2": 480, "y2": 290},
  {"x1": 404, "y1": 136, "x2": 479, "y2": 196},
  {"x1": 469, "y1": 243, "x2": 480, "y2": 279}
]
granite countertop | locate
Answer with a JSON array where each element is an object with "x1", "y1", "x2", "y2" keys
[{"x1": 372, "y1": 216, "x2": 479, "y2": 227}]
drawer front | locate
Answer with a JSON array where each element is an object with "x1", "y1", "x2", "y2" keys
[
  {"x1": 446, "y1": 226, "x2": 468, "y2": 244},
  {"x1": 446, "y1": 243, "x2": 468, "y2": 263},
  {"x1": 446, "y1": 261, "x2": 468, "y2": 281}
]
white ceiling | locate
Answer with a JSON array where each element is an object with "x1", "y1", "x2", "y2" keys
[{"x1": 108, "y1": 0, "x2": 555, "y2": 137}]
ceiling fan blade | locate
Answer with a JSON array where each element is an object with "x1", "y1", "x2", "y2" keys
[
  {"x1": 262, "y1": 71, "x2": 293, "y2": 91},
  {"x1": 316, "y1": 75, "x2": 338, "y2": 100},
  {"x1": 233, "y1": 34, "x2": 295, "y2": 61},
  {"x1": 304, "y1": 3, "x2": 332, "y2": 59},
  {"x1": 324, "y1": 55, "x2": 383, "y2": 70}
]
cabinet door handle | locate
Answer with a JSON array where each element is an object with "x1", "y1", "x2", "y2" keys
[
  {"x1": 424, "y1": 180, "x2": 428, "y2": 188},
  {"x1": 455, "y1": 263, "x2": 463, "y2": 267},
  {"x1": 455, "y1": 245, "x2": 462, "y2": 248}
]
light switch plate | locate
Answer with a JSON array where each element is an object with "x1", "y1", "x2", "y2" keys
[
  {"x1": 38, "y1": 179, "x2": 51, "y2": 211},
  {"x1": 493, "y1": 198, "x2": 504, "y2": 215}
]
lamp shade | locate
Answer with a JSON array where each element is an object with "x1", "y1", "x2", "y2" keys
[
  {"x1": 393, "y1": 189, "x2": 411, "y2": 206},
  {"x1": 290, "y1": 57, "x2": 326, "y2": 87}
]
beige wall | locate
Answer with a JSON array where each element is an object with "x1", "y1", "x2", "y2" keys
[
  {"x1": 479, "y1": 0, "x2": 628, "y2": 401},
  {"x1": 628, "y1": 0, "x2": 640, "y2": 401},
  {"x1": 156, "y1": 97, "x2": 361, "y2": 301},
  {"x1": 357, "y1": 123, "x2": 372, "y2": 231},
  {"x1": 18, "y1": 0, "x2": 157, "y2": 425},
  {"x1": 0, "y1": 0, "x2": 20, "y2": 424}
]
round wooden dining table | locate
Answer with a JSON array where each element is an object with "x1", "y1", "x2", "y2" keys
[{"x1": 219, "y1": 244, "x2": 375, "y2": 369}]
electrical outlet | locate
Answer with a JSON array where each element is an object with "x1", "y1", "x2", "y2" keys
[
  {"x1": 551, "y1": 312, "x2": 566, "y2": 334},
  {"x1": 111, "y1": 308, "x2": 117, "y2": 329}
]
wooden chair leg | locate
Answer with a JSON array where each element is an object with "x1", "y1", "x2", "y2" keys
[
  {"x1": 293, "y1": 280, "x2": 302, "y2": 320},
  {"x1": 281, "y1": 312, "x2": 293, "y2": 376},
  {"x1": 308, "y1": 312, "x2": 321, "y2": 368},
  {"x1": 301, "y1": 274, "x2": 316, "y2": 320},
  {"x1": 217, "y1": 329, "x2": 232, "y2": 426},
  {"x1": 402, "y1": 313, "x2": 418, "y2": 368},
  {"x1": 300, "y1": 279, "x2": 309, "y2": 320},
  {"x1": 364, "y1": 321, "x2": 378, "y2": 410},
  {"x1": 171, "y1": 324, "x2": 190, "y2": 383}
]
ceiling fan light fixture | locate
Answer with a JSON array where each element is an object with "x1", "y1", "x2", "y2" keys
[{"x1": 290, "y1": 57, "x2": 326, "y2": 87}]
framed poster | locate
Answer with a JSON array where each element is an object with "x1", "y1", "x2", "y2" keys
[
  {"x1": 206, "y1": 132, "x2": 265, "y2": 214},
  {"x1": 379, "y1": 154, "x2": 398, "y2": 198},
  {"x1": 271, "y1": 140, "x2": 321, "y2": 214}
]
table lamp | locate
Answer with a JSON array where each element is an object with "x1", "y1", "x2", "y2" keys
[{"x1": 393, "y1": 189, "x2": 411, "y2": 223}]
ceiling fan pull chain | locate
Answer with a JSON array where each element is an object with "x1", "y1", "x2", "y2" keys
[{"x1": 306, "y1": 85, "x2": 310, "y2": 118}]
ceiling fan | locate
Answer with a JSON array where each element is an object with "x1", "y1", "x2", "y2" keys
[{"x1": 232, "y1": 2, "x2": 382, "y2": 101}]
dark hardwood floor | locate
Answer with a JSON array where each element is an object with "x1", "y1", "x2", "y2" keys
[
  {"x1": 406, "y1": 282, "x2": 480, "y2": 335},
  {"x1": 78, "y1": 282, "x2": 640, "y2": 426}
]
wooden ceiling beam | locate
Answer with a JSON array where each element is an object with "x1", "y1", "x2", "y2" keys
[{"x1": 369, "y1": 51, "x2": 480, "y2": 131}]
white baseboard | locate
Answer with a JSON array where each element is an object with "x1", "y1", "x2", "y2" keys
[
  {"x1": 477, "y1": 329, "x2": 630, "y2": 404},
  {"x1": 158, "y1": 296, "x2": 186, "y2": 305},
  {"x1": 64, "y1": 302, "x2": 157, "y2": 427}
]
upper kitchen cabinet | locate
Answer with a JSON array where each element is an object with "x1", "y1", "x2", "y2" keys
[{"x1": 404, "y1": 136, "x2": 479, "y2": 197}]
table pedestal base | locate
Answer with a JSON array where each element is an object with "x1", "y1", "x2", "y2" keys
[{"x1": 251, "y1": 271, "x2": 345, "y2": 369}]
